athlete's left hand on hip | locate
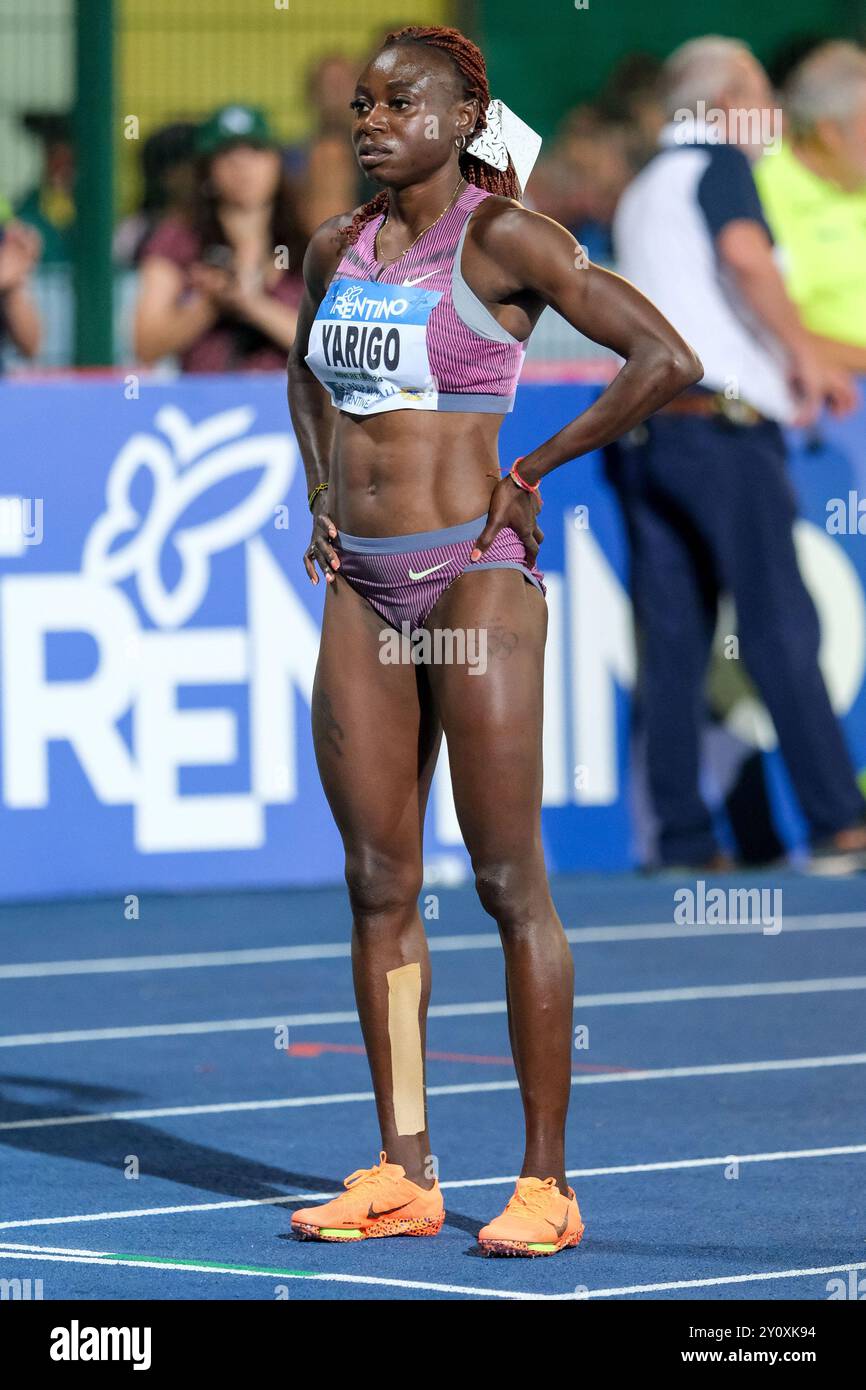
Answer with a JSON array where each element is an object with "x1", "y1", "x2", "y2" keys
[{"x1": 469, "y1": 477, "x2": 543, "y2": 566}]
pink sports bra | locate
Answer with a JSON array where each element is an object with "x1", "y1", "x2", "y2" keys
[{"x1": 305, "y1": 184, "x2": 527, "y2": 416}]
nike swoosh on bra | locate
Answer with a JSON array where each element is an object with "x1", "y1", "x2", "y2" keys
[
  {"x1": 402, "y1": 271, "x2": 438, "y2": 287},
  {"x1": 408, "y1": 560, "x2": 450, "y2": 581}
]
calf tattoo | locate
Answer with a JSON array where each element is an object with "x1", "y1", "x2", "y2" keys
[{"x1": 313, "y1": 691, "x2": 345, "y2": 758}]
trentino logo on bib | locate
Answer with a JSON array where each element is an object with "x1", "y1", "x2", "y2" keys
[
  {"x1": 306, "y1": 276, "x2": 443, "y2": 414},
  {"x1": 326, "y1": 278, "x2": 440, "y2": 324}
]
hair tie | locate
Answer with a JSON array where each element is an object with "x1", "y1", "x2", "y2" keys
[{"x1": 465, "y1": 99, "x2": 543, "y2": 194}]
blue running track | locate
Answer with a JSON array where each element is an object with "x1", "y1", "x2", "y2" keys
[{"x1": 1, "y1": 870, "x2": 864, "y2": 1301}]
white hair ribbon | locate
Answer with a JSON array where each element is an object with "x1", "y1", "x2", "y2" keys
[{"x1": 465, "y1": 99, "x2": 543, "y2": 194}]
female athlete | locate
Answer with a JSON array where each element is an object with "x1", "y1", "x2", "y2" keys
[{"x1": 287, "y1": 24, "x2": 702, "y2": 1257}]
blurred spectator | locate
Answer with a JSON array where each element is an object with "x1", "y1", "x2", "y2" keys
[
  {"x1": 0, "y1": 220, "x2": 42, "y2": 365},
  {"x1": 531, "y1": 106, "x2": 642, "y2": 262},
  {"x1": 755, "y1": 42, "x2": 866, "y2": 373},
  {"x1": 284, "y1": 53, "x2": 375, "y2": 236},
  {"x1": 608, "y1": 36, "x2": 866, "y2": 870},
  {"x1": 766, "y1": 32, "x2": 827, "y2": 90},
  {"x1": 596, "y1": 51, "x2": 665, "y2": 164},
  {"x1": 530, "y1": 57, "x2": 663, "y2": 263},
  {"x1": 114, "y1": 122, "x2": 197, "y2": 268},
  {"x1": 14, "y1": 112, "x2": 75, "y2": 264},
  {"x1": 134, "y1": 104, "x2": 305, "y2": 372}
]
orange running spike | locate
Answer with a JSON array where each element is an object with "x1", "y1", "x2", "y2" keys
[
  {"x1": 291, "y1": 1152, "x2": 444, "y2": 1242},
  {"x1": 478, "y1": 1176, "x2": 585, "y2": 1257}
]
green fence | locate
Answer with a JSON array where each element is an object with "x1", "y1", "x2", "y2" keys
[{"x1": 0, "y1": 0, "x2": 862, "y2": 368}]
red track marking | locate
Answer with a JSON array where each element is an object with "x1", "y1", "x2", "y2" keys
[
  {"x1": 285, "y1": 1042, "x2": 636, "y2": 1072},
  {"x1": 426, "y1": 1050, "x2": 514, "y2": 1064}
]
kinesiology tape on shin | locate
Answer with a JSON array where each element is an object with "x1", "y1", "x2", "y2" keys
[{"x1": 386, "y1": 962, "x2": 425, "y2": 1136}]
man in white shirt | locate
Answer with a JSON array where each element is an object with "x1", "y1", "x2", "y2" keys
[{"x1": 609, "y1": 36, "x2": 866, "y2": 870}]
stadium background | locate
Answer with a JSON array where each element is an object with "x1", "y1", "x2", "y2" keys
[{"x1": 1, "y1": 0, "x2": 865, "y2": 899}]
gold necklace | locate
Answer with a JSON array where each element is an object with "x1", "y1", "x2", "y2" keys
[{"x1": 374, "y1": 175, "x2": 466, "y2": 268}]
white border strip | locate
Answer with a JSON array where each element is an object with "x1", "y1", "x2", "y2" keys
[
  {"x1": 0, "y1": 1243, "x2": 863, "y2": 1300},
  {"x1": 582, "y1": 1262, "x2": 866, "y2": 1299},
  {"x1": 0, "y1": 1246, "x2": 545, "y2": 1300}
]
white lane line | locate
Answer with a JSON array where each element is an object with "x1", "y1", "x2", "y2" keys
[
  {"x1": 2, "y1": 1052, "x2": 865, "y2": 1134},
  {"x1": 0, "y1": 1140, "x2": 862, "y2": 1231},
  {"x1": 579, "y1": 1262, "x2": 866, "y2": 1299},
  {"x1": 3, "y1": 974, "x2": 865, "y2": 1047},
  {"x1": 3, "y1": 911, "x2": 865, "y2": 979},
  {"x1": 0, "y1": 1243, "x2": 863, "y2": 1301},
  {"x1": 0, "y1": 944, "x2": 350, "y2": 980},
  {"x1": 561, "y1": 1141, "x2": 866, "y2": 1179},
  {"x1": 0, "y1": 1246, "x2": 548, "y2": 1300}
]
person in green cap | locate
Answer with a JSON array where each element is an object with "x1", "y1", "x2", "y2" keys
[
  {"x1": 134, "y1": 103, "x2": 306, "y2": 371},
  {"x1": 756, "y1": 42, "x2": 866, "y2": 374},
  {"x1": 13, "y1": 113, "x2": 75, "y2": 266}
]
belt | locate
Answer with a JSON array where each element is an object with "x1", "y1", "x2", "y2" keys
[{"x1": 655, "y1": 390, "x2": 766, "y2": 426}]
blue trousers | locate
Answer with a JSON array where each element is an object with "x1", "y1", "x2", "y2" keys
[{"x1": 606, "y1": 415, "x2": 864, "y2": 864}]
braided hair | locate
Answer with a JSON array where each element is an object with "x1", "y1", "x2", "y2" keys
[{"x1": 341, "y1": 24, "x2": 521, "y2": 246}]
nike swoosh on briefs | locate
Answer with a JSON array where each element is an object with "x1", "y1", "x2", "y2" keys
[
  {"x1": 408, "y1": 560, "x2": 450, "y2": 581},
  {"x1": 403, "y1": 271, "x2": 438, "y2": 287}
]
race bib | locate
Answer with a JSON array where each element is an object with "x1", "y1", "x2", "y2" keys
[{"x1": 306, "y1": 277, "x2": 443, "y2": 414}]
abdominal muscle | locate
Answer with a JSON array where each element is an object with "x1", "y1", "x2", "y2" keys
[{"x1": 329, "y1": 406, "x2": 505, "y2": 536}]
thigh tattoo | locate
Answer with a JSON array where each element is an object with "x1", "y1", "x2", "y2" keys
[{"x1": 483, "y1": 623, "x2": 519, "y2": 659}]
